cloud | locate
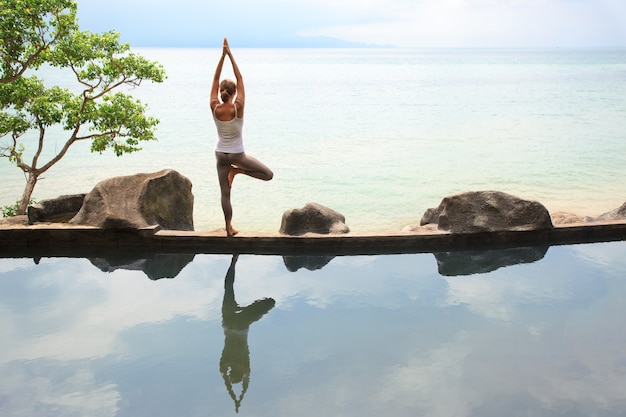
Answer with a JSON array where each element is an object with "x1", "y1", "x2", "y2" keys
[
  {"x1": 75, "y1": 0, "x2": 625, "y2": 47},
  {"x1": 301, "y1": 0, "x2": 626, "y2": 47},
  {"x1": 3, "y1": 247, "x2": 626, "y2": 416},
  {"x1": 0, "y1": 257, "x2": 222, "y2": 365},
  {"x1": 0, "y1": 363, "x2": 120, "y2": 417}
]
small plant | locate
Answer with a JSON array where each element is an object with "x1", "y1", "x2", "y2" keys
[{"x1": 1, "y1": 199, "x2": 36, "y2": 218}]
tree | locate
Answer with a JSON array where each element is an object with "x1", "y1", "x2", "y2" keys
[
  {"x1": 1, "y1": 0, "x2": 77, "y2": 83},
  {"x1": 0, "y1": 0, "x2": 166, "y2": 215}
]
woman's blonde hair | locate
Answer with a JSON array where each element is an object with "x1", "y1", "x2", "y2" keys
[{"x1": 219, "y1": 79, "x2": 236, "y2": 102}]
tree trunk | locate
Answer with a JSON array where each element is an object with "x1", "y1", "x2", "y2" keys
[{"x1": 17, "y1": 172, "x2": 38, "y2": 215}]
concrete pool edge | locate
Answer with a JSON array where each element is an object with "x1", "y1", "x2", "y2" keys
[{"x1": 1, "y1": 220, "x2": 625, "y2": 257}]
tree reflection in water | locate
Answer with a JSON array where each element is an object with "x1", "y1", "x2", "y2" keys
[{"x1": 220, "y1": 254, "x2": 275, "y2": 413}]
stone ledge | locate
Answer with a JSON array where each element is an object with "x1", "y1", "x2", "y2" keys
[{"x1": 1, "y1": 220, "x2": 625, "y2": 258}]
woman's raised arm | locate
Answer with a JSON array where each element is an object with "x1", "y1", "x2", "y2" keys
[
  {"x1": 223, "y1": 38, "x2": 245, "y2": 107},
  {"x1": 210, "y1": 46, "x2": 227, "y2": 110}
]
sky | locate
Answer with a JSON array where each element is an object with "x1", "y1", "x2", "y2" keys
[{"x1": 76, "y1": 0, "x2": 626, "y2": 48}]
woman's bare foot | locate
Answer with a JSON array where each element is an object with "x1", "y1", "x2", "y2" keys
[
  {"x1": 225, "y1": 221, "x2": 239, "y2": 237},
  {"x1": 228, "y1": 166, "x2": 245, "y2": 187}
]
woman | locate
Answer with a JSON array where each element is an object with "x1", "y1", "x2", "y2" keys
[{"x1": 211, "y1": 38, "x2": 273, "y2": 237}]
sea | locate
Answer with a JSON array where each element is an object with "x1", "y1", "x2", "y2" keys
[
  {"x1": 1, "y1": 47, "x2": 625, "y2": 232},
  {"x1": 2, "y1": 47, "x2": 626, "y2": 417}
]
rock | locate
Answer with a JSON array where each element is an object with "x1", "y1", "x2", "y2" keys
[
  {"x1": 0, "y1": 215, "x2": 28, "y2": 227},
  {"x1": 420, "y1": 190, "x2": 553, "y2": 233},
  {"x1": 400, "y1": 223, "x2": 441, "y2": 234},
  {"x1": 550, "y1": 211, "x2": 595, "y2": 225},
  {"x1": 596, "y1": 201, "x2": 626, "y2": 222},
  {"x1": 420, "y1": 206, "x2": 441, "y2": 226},
  {"x1": 27, "y1": 194, "x2": 86, "y2": 224},
  {"x1": 279, "y1": 202, "x2": 349, "y2": 236},
  {"x1": 69, "y1": 169, "x2": 194, "y2": 230}
]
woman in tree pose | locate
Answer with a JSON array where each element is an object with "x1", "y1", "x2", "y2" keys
[{"x1": 211, "y1": 38, "x2": 273, "y2": 236}]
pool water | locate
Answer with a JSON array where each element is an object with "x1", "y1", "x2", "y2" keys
[{"x1": 1, "y1": 241, "x2": 626, "y2": 416}]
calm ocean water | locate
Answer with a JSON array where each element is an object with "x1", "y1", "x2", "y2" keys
[{"x1": 1, "y1": 48, "x2": 625, "y2": 232}]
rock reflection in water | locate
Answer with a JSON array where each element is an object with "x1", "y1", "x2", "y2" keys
[
  {"x1": 434, "y1": 246, "x2": 549, "y2": 276},
  {"x1": 89, "y1": 253, "x2": 195, "y2": 280},
  {"x1": 220, "y1": 255, "x2": 275, "y2": 413},
  {"x1": 282, "y1": 255, "x2": 335, "y2": 272}
]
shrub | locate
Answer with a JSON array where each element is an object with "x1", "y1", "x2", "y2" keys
[{"x1": 1, "y1": 199, "x2": 36, "y2": 217}]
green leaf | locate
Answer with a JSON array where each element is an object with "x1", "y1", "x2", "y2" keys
[{"x1": 0, "y1": 0, "x2": 166, "y2": 208}]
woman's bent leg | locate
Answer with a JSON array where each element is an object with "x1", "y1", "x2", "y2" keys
[{"x1": 229, "y1": 152, "x2": 273, "y2": 182}]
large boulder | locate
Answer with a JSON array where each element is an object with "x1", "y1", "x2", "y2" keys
[
  {"x1": 421, "y1": 190, "x2": 553, "y2": 233},
  {"x1": 279, "y1": 202, "x2": 349, "y2": 236},
  {"x1": 27, "y1": 194, "x2": 86, "y2": 224},
  {"x1": 69, "y1": 169, "x2": 194, "y2": 230}
]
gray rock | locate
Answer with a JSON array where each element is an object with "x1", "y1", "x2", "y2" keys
[
  {"x1": 420, "y1": 190, "x2": 553, "y2": 233},
  {"x1": 27, "y1": 194, "x2": 86, "y2": 224},
  {"x1": 596, "y1": 201, "x2": 626, "y2": 222},
  {"x1": 279, "y1": 202, "x2": 349, "y2": 236},
  {"x1": 69, "y1": 169, "x2": 194, "y2": 230}
]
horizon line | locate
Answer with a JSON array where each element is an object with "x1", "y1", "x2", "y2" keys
[{"x1": 127, "y1": 44, "x2": 626, "y2": 49}]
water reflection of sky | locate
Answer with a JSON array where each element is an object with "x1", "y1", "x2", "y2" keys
[{"x1": 1, "y1": 241, "x2": 625, "y2": 416}]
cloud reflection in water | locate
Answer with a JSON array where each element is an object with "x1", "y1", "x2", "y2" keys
[{"x1": 0, "y1": 242, "x2": 625, "y2": 416}]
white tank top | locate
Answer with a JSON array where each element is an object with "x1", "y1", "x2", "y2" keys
[{"x1": 213, "y1": 104, "x2": 244, "y2": 153}]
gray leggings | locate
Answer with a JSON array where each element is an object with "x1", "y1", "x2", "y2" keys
[{"x1": 215, "y1": 151, "x2": 273, "y2": 221}]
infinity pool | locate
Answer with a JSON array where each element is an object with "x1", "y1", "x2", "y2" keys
[{"x1": 1, "y1": 241, "x2": 625, "y2": 416}]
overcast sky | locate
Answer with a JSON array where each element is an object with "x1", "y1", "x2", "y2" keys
[{"x1": 76, "y1": 0, "x2": 626, "y2": 48}]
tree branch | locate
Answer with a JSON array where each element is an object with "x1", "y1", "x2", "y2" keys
[
  {"x1": 0, "y1": 10, "x2": 67, "y2": 84},
  {"x1": 30, "y1": 116, "x2": 46, "y2": 169},
  {"x1": 9, "y1": 131, "x2": 30, "y2": 173}
]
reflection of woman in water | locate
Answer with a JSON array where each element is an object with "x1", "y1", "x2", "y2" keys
[
  {"x1": 211, "y1": 38, "x2": 274, "y2": 237},
  {"x1": 220, "y1": 255, "x2": 275, "y2": 412}
]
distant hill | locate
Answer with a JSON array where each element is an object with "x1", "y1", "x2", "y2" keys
[
  {"x1": 255, "y1": 36, "x2": 395, "y2": 48},
  {"x1": 131, "y1": 35, "x2": 394, "y2": 48}
]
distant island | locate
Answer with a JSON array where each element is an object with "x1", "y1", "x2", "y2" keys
[
  {"x1": 131, "y1": 35, "x2": 395, "y2": 49},
  {"x1": 247, "y1": 35, "x2": 396, "y2": 48}
]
